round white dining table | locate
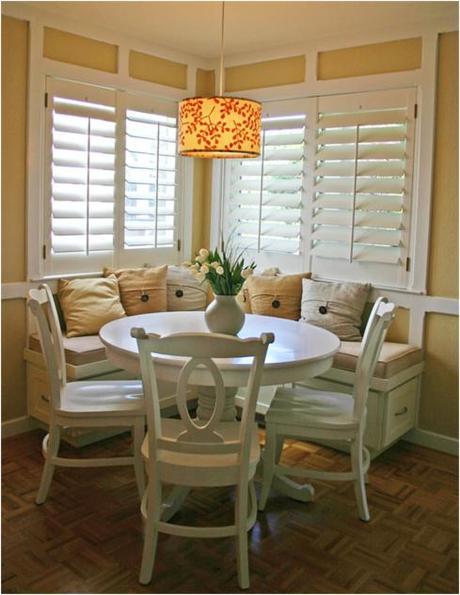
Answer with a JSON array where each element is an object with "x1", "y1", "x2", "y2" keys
[
  {"x1": 100, "y1": 311, "x2": 340, "y2": 506},
  {"x1": 100, "y1": 311, "x2": 340, "y2": 385}
]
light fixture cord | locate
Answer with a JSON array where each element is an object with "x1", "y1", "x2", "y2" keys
[{"x1": 218, "y1": 1, "x2": 225, "y2": 96}]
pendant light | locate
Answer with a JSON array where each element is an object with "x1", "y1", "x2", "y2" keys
[{"x1": 178, "y1": 2, "x2": 261, "y2": 158}]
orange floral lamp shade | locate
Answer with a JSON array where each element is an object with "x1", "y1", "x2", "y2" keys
[{"x1": 178, "y1": 96, "x2": 262, "y2": 158}]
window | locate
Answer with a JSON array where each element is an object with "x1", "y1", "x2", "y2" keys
[
  {"x1": 44, "y1": 78, "x2": 182, "y2": 275},
  {"x1": 221, "y1": 90, "x2": 417, "y2": 289},
  {"x1": 223, "y1": 99, "x2": 307, "y2": 271},
  {"x1": 308, "y1": 89, "x2": 416, "y2": 288}
]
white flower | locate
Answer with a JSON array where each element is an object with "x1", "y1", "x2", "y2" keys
[
  {"x1": 196, "y1": 272, "x2": 206, "y2": 282},
  {"x1": 210, "y1": 261, "x2": 220, "y2": 269},
  {"x1": 216, "y1": 266, "x2": 224, "y2": 275},
  {"x1": 200, "y1": 264, "x2": 209, "y2": 274},
  {"x1": 196, "y1": 254, "x2": 207, "y2": 264},
  {"x1": 199, "y1": 248, "x2": 209, "y2": 258},
  {"x1": 241, "y1": 267, "x2": 253, "y2": 279},
  {"x1": 193, "y1": 262, "x2": 201, "y2": 270},
  {"x1": 183, "y1": 261, "x2": 192, "y2": 268}
]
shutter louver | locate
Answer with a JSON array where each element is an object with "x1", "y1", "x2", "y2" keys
[
  {"x1": 124, "y1": 110, "x2": 178, "y2": 248},
  {"x1": 50, "y1": 93, "x2": 116, "y2": 257},
  {"x1": 227, "y1": 114, "x2": 305, "y2": 254},
  {"x1": 311, "y1": 99, "x2": 413, "y2": 266}
]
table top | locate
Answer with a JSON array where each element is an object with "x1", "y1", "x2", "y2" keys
[{"x1": 100, "y1": 312, "x2": 340, "y2": 374}]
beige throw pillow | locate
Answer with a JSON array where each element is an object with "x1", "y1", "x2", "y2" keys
[
  {"x1": 300, "y1": 279, "x2": 371, "y2": 341},
  {"x1": 103, "y1": 265, "x2": 167, "y2": 315},
  {"x1": 58, "y1": 276, "x2": 126, "y2": 338},
  {"x1": 245, "y1": 273, "x2": 311, "y2": 320},
  {"x1": 166, "y1": 266, "x2": 208, "y2": 311}
]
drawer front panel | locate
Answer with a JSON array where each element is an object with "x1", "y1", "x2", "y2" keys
[
  {"x1": 383, "y1": 378, "x2": 417, "y2": 446},
  {"x1": 27, "y1": 366, "x2": 51, "y2": 423}
]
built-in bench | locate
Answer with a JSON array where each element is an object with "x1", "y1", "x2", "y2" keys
[{"x1": 25, "y1": 326, "x2": 424, "y2": 455}]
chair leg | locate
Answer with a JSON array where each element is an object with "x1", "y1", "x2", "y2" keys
[
  {"x1": 133, "y1": 419, "x2": 146, "y2": 500},
  {"x1": 259, "y1": 424, "x2": 277, "y2": 511},
  {"x1": 139, "y1": 479, "x2": 162, "y2": 585},
  {"x1": 36, "y1": 425, "x2": 61, "y2": 505},
  {"x1": 351, "y1": 438, "x2": 370, "y2": 522},
  {"x1": 275, "y1": 434, "x2": 285, "y2": 463},
  {"x1": 235, "y1": 480, "x2": 250, "y2": 590}
]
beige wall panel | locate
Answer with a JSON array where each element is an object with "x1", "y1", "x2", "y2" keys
[
  {"x1": 192, "y1": 69, "x2": 214, "y2": 254},
  {"x1": 1, "y1": 16, "x2": 28, "y2": 284},
  {"x1": 419, "y1": 313, "x2": 458, "y2": 438},
  {"x1": 317, "y1": 37, "x2": 422, "y2": 80},
  {"x1": 1, "y1": 299, "x2": 28, "y2": 422},
  {"x1": 385, "y1": 307, "x2": 410, "y2": 344},
  {"x1": 225, "y1": 55, "x2": 305, "y2": 92},
  {"x1": 44, "y1": 27, "x2": 118, "y2": 73},
  {"x1": 428, "y1": 32, "x2": 459, "y2": 298},
  {"x1": 195, "y1": 68, "x2": 215, "y2": 96},
  {"x1": 129, "y1": 50, "x2": 187, "y2": 89}
]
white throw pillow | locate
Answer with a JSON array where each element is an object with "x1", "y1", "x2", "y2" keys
[
  {"x1": 300, "y1": 279, "x2": 371, "y2": 341},
  {"x1": 166, "y1": 266, "x2": 208, "y2": 311}
]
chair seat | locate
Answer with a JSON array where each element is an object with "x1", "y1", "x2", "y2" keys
[
  {"x1": 141, "y1": 419, "x2": 261, "y2": 487},
  {"x1": 266, "y1": 386, "x2": 359, "y2": 430},
  {"x1": 56, "y1": 380, "x2": 145, "y2": 417}
]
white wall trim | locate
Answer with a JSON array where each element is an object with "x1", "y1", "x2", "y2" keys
[
  {"x1": 404, "y1": 428, "x2": 459, "y2": 457},
  {"x1": 2, "y1": 416, "x2": 40, "y2": 439}
]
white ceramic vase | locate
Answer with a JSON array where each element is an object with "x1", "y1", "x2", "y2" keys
[{"x1": 205, "y1": 294, "x2": 245, "y2": 335}]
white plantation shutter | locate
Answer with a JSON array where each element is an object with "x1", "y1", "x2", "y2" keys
[
  {"x1": 309, "y1": 89, "x2": 416, "y2": 287},
  {"x1": 124, "y1": 106, "x2": 178, "y2": 251},
  {"x1": 45, "y1": 79, "x2": 116, "y2": 274},
  {"x1": 224, "y1": 101, "x2": 306, "y2": 266}
]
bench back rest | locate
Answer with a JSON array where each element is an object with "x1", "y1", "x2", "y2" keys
[
  {"x1": 132, "y1": 328, "x2": 273, "y2": 482},
  {"x1": 353, "y1": 297, "x2": 396, "y2": 421},
  {"x1": 27, "y1": 284, "x2": 67, "y2": 410}
]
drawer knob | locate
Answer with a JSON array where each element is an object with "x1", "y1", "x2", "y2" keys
[
  {"x1": 394, "y1": 406, "x2": 408, "y2": 417},
  {"x1": 40, "y1": 394, "x2": 50, "y2": 403}
]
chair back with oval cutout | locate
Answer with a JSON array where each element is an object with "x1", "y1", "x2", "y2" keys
[
  {"x1": 132, "y1": 328, "x2": 274, "y2": 480},
  {"x1": 27, "y1": 284, "x2": 67, "y2": 411},
  {"x1": 353, "y1": 297, "x2": 396, "y2": 422}
]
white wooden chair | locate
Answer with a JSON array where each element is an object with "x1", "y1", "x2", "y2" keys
[
  {"x1": 259, "y1": 297, "x2": 395, "y2": 521},
  {"x1": 132, "y1": 327, "x2": 274, "y2": 589},
  {"x1": 27, "y1": 284, "x2": 146, "y2": 504}
]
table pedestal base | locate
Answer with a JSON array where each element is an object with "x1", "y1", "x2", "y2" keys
[{"x1": 196, "y1": 387, "x2": 238, "y2": 421}]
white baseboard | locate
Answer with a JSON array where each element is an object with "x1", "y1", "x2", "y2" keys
[
  {"x1": 404, "y1": 427, "x2": 459, "y2": 456},
  {"x1": 2, "y1": 416, "x2": 39, "y2": 439}
]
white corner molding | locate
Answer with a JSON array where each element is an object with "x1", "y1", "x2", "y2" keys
[
  {"x1": 404, "y1": 428, "x2": 459, "y2": 456},
  {"x1": 2, "y1": 416, "x2": 40, "y2": 439}
]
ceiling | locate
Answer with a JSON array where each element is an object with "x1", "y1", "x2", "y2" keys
[{"x1": 20, "y1": 1, "x2": 459, "y2": 59}]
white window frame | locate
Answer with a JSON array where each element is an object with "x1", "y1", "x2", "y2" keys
[
  {"x1": 211, "y1": 29, "x2": 444, "y2": 295},
  {"x1": 17, "y1": 6, "x2": 207, "y2": 281},
  {"x1": 221, "y1": 98, "x2": 309, "y2": 273}
]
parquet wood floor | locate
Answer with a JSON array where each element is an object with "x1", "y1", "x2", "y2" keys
[{"x1": 2, "y1": 429, "x2": 458, "y2": 594}]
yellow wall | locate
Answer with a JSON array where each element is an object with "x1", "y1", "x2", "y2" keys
[
  {"x1": 44, "y1": 27, "x2": 118, "y2": 73},
  {"x1": 420, "y1": 32, "x2": 459, "y2": 438},
  {"x1": 225, "y1": 55, "x2": 305, "y2": 92},
  {"x1": 427, "y1": 32, "x2": 459, "y2": 298},
  {"x1": 2, "y1": 16, "x2": 27, "y2": 284},
  {"x1": 192, "y1": 69, "x2": 215, "y2": 254},
  {"x1": 317, "y1": 38, "x2": 422, "y2": 80},
  {"x1": 129, "y1": 50, "x2": 187, "y2": 89},
  {"x1": 1, "y1": 16, "x2": 29, "y2": 423},
  {"x1": 420, "y1": 314, "x2": 459, "y2": 437}
]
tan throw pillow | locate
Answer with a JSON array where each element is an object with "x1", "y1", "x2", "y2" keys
[
  {"x1": 103, "y1": 265, "x2": 167, "y2": 315},
  {"x1": 300, "y1": 279, "x2": 371, "y2": 341},
  {"x1": 58, "y1": 276, "x2": 126, "y2": 338},
  {"x1": 245, "y1": 273, "x2": 311, "y2": 320},
  {"x1": 166, "y1": 266, "x2": 208, "y2": 311}
]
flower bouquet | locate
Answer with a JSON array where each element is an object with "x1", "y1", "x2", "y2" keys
[{"x1": 185, "y1": 247, "x2": 256, "y2": 334}]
